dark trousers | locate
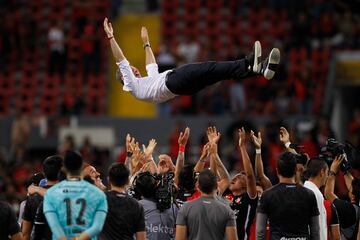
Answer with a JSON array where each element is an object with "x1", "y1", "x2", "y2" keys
[{"x1": 165, "y1": 59, "x2": 250, "y2": 95}]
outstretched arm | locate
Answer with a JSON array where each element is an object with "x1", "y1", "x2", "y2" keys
[
  {"x1": 250, "y1": 130, "x2": 272, "y2": 191},
  {"x1": 141, "y1": 27, "x2": 156, "y2": 66},
  {"x1": 239, "y1": 128, "x2": 257, "y2": 199},
  {"x1": 104, "y1": 18, "x2": 126, "y2": 62},
  {"x1": 325, "y1": 155, "x2": 344, "y2": 202},
  {"x1": 174, "y1": 127, "x2": 190, "y2": 186}
]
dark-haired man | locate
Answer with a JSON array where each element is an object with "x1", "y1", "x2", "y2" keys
[
  {"x1": 22, "y1": 156, "x2": 63, "y2": 240},
  {"x1": 176, "y1": 169, "x2": 238, "y2": 240},
  {"x1": 44, "y1": 151, "x2": 107, "y2": 240},
  {"x1": 0, "y1": 201, "x2": 23, "y2": 240},
  {"x1": 104, "y1": 18, "x2": 280, "y2": 104},
  {"x1": 135, "y1": 171, "x2": 178, "y2": 240},
  {"x1": 325, "y1": 155, "x2": 360, "y2": 240},
  {"x1": 256, "y1": 152, "x2": 320, "y2": 240},
  {"x1": 100, "y1": 163, "x2": 145, "y2": 240}
]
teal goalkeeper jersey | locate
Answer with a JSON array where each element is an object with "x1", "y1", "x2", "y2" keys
[{"x1": 44, "y1": 179, "x2": 107, "y2": 239}]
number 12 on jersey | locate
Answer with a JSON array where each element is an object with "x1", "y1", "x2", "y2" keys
[{"x1": 64, "y1": 198, "x2": 87, "y2": 226}]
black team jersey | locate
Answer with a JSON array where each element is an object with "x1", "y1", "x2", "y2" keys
[
  {"x1": 258, "y1": 183, "x2": 319, "y2": 240},
  {"x1": 99, "y1": 191, "x2": 145, "y2": 240},
  {"x1": 0, "y1": 201, "x2": 20, "y2": 239},
  {"x1": 223, "y1": 189, "x2": 258, "y2": 240}
]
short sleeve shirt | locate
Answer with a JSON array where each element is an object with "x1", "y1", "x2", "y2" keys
[
  {"x1": 44, "y1": 179, "x2": 107, "y2": 240},
  {"x1": 176, "y1": 196, "x2": 236, "y2": 240},
  {"x1": 258, "y1": 183, "x2": 319, "y2": 240}
]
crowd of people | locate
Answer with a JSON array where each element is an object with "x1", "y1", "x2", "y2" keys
[{"x1": 1, "y1": 124, "x2": 360, "y2": 239}]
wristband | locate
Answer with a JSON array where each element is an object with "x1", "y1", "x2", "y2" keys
[
  {"x1": 329, "y1": 170, "x2": 337, "y2": 176},
  {"x1": 143, "y1": 43, "x2": 151, "y2": 49},
  {"x1": 127, "y1": 151, "x2": 133, "y2": 157},
  {"x1": 285, "y1": 142, "x2": 291, "y2": 148},
  {"x1": 179, "y1": 145, "x2": 185, "y2": 153},
  {"x1": 255, "y1": 149, "x2": 261, "y2": 154},
  {"x1": 108, "y1": 36, "x2": 114, "y2": 40}
]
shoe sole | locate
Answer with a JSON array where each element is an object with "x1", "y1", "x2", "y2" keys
[
  {"x1": 264, "y1": 48, "x2": 280, "y2": 80},
  {"x1": 253, "y1": 41, "x2": 262, "y2": 73}
]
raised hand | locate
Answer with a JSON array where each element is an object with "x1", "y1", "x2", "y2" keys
[
  {"x1": 125, "y1": 133, "x2": 133, "y2": 152},
  {"x1": 207, "y1": 126, "x2": 221, "y2": 144},
  {"x1": 279, "y1": 127, "x2": 290, "y2": 145},
  {"x1": 330, "y1": 155, "x2": 345, "y2": 174},
  {"x1": 143, "y1": 139, "x2": 157, "y2": 157},
  {"x1": 158, "y1": 154, "x2": 175, "y2": 173},
  {"x1": 250, "y1": 130, "x2": 262, "y2": 149},
  {"x1": 200, "y1": 143, "x2": 210, "y2": 160},
  {"x1": 103, "y1": 18, "x2": 113, "y2": 38},
  {"x1": 178, "y1": 127, "x2": 190, "y2": 146},
  {"x1": 141, "y1": 26, "x2": 149, "y2": 44},
  {"x1": 238, "y1": 127, "x2": 247, "y2": 147}
]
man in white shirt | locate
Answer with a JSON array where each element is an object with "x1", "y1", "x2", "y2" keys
[
  {"x1": 103, "y1": 18, "x2": 280, "y2": 103},
  {"x1": 304, "y1": 158, "x2": 332, "y2": 240}
]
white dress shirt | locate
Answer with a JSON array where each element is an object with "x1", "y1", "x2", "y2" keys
[
  {"x1": 304, "y1": 180, "x2": 327, "y2": 240},
  {"x1": 117, "y1": 59, "x2": 177, "y2": 103}
]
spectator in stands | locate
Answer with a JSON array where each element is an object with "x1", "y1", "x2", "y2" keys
[
  {"x1": 82, "y1": 20, "x2": 100, "y2": 81},
  {"x1": 100, "y1": 163, "x2": 145, "y2": 240},
  {"x1": 176, "y1": 169, "x2": 238, "y2": 240},
  {"x1": 48, "y1": 21, "x2": 66, "y2": 78},
  {"x1": 58, "y1": 135, "x2": 75, "y2": 156},
  {"x1": 256, "y1": 152, "x2": 320, "y2": 240},
  {"x1": 10, "y1": 111, "x2": 30, "y2": 163},
  {"x1": 0, "y1": 201, "x2": 23, "y2": 240},
  {"x1": 156, "y1": 44, "x2": 176, "y2": 72},
  {"x1": 177, "y1": 36, "x2": 200, "y2": 64}
]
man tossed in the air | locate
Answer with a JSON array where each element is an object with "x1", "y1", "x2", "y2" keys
[{"x1": 103, "y1": 18, "x2": 280, "y2": 103}]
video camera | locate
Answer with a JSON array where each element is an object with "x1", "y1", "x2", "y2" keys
[
  {"x1": 320, "y1": 138, "x2": 352, "y2": 173},
  {"x1": 154, "y1": 172, "x2": 175, "y2": 212},
  {"x1": 130, "y1": 171, "x2": 175, "y2": 212}
]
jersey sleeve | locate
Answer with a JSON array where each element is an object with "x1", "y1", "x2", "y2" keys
[
  {"x1": 95, "y1": 191, "x2": 108, "y2": 213},
  {"x1": 146, "y1": 63, "x2": 159, "y2": 78},
  {"x1": 176, "y1": 204, "x2": 187, "y2": 226},
  {"x1": 43, "y1": 191, "x2": 55, "y2": 214},
  {"x1": 309, "y1": 191, "x2": 320, "y2": 217},
  {"x1": 226, "y1": 207, "x2": 236, "y2": 227},
  {"x1": 136, "y1": 203, "x2": 146, "y2": 232},
  {"x1": 330, "y1": 203, "x2": 339, "y2": 225},
  {"x1": 22, "y1": 196, "x2": 36, "y2": 221}
]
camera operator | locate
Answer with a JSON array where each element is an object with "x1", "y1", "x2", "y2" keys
[
  {"x1": 135, "y1": 171, "x2": 178, "y2": 240},
  {"x1": 325, "y1": 155, "x2": 360, "y2": 240}
]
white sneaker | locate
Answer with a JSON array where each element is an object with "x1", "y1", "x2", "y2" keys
[{"x1": 261, "y1": 48, "x2": 280, "y2": 80}]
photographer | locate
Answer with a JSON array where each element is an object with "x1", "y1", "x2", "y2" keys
[
  {"x1": 135, "y1": 171, "x2": 178, "y2": 240},
  {"x1": 325, "y1": 155, "x2": 360, "y2": 240}
]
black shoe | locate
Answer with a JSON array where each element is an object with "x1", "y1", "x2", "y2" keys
[
  {"x1": 248, "y1": 41, "x2": 262, "y2": 73},
  {"x1": 260, "y1": 48, "x2": 280, "y2": 80}
]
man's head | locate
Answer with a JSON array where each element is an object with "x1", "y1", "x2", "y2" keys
[
  {"x1": 229, "y1": 171, "x2": 247, "y2": 193},
  {"x1": 64, "y1": 151, "x2": 83, "y2": 176},
  {"x1": 43, "y1": 155, "x2": 63, "y2": 181},
  {"x1": 108, "y1": 163, "x2": 130, "y2": 188},
  {"x1": 350, "y1": 178, "x2": 360, "y2": 204},
  {"x1": 82, "y1": 163, "x2": 100, "y2": 180},
  {"x1": 178, "y1": 164, "x2": 196, "y2": 191},
  {"x1": 276, "y1": 152, "x2": 297, "y2": 178},
  {"x1": 116, "y1": 66, "x2": 142, "y2": 84},
  {"x1": 135, "y1": 171, "x2": 156, "y2": 199},
  {"x1": 198, "y1": 169, "x2": 217, "y2": 194},
  {"x1": 304, "y1": 158, "x2": 329, "y2": 187}
]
